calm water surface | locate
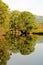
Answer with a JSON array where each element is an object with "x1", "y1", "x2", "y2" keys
[{"x1": 7, "y1": 36, "x2": 43, "y2": 65}]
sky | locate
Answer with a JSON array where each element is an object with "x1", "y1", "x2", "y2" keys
[{"x1": 2, "y1": 0, "x2": 43, "y2": 16}]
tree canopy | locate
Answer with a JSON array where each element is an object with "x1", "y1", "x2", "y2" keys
[
  {"x1": 10, "y1": 11, "x2": 38, "y2": 35},
  {"x1": 0, "y1": 0, "x2": 10, "y2": 33}
]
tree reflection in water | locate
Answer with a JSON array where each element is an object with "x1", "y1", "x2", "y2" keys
[
  {"x1": 4, "y1": 32, "x2": 38, "y2": 55},
  {"x1": 0, "y1": 40, "x2": 10, "y2": 65},
  {"x1": 0, "y1": 33, "x2": 38, "y2": 65}
]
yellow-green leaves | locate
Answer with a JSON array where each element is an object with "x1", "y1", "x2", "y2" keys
[{"x1": 0, "y1": 0, "x2": 10, "y2": 33}]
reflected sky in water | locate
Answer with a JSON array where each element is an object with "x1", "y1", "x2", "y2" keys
[{"x1": 7, "y1": 43, "x2": 43, "y2": 65}]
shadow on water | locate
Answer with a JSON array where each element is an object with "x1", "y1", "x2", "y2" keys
[{"x1": 0, "y1": 32, "x2": 43, "y2": 65}]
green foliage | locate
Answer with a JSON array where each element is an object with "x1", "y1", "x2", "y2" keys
[
  {"x1": 17, "y1": 11, "x2": 37, "y2": 31},
  {"x1": 0, "y1": 41, "x2": 10, "y2": 65},
  {"x1": 3, "y1": 10, "x2": 38, "y2": 55},
  {"x1": 4, "y1": 32, "x2": 38, "y2": 55},
  {"x1": 10, "y1": 11, "x2": 38, "y2": 35},
  {"x1": 0, "y1": 0, "x2": 10, "y2": 33},
  {"x1": 10, "y1": 10, "x2": 21, "y2": 30},
  {"x1": 0, "y1": 0, "x2": 39, "y2": 64},
  {"x1": 15, "y1": 35, "x2": 38, "y2": 55}
]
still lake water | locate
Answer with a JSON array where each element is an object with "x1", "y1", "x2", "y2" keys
[{"x1": 7, "y1": 36, "x2": 43, "y2": 65}]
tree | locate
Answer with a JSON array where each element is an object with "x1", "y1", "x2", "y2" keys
[
  {"x1": 5, "y1": 10, "x2": 38, "y2": 55},
  {"x1": 10, "y1": 11, "x2": 38, "y2": 34},
  {"x1": 17, "y1": 11, "x2": 38, "y2": 33},
  {"x1": 0, "y1": 0, "x2": 10, "y2": 33}
]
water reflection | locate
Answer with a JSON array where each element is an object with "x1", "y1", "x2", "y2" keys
[
  {"x1": 0, "y1": 34, "x2": 38, "y2": 65},
  {"x1": 0, "y1": 40, "x2": 10, "y2": 65},
  {"x1": 7, "y1": 44, "x2": 43, "y2": 65}
]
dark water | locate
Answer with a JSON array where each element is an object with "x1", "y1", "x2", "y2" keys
[{"x1": 0, "y1": 35, "x2": 43, "y2": 65}]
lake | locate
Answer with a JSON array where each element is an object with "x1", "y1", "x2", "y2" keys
[
  {"x1": 7, "y1": 35, "x2": 43, "y2": 65},
  {"x1": 0, "y1": 35, "x2": 43, "y2": 65}
]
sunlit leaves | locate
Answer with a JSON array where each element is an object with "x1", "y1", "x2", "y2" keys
[{"x1": 0, "y1": 0, "x2": 10, "y2": 33}]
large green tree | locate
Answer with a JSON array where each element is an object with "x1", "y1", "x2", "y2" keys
[
  {"x1": 17, "y1": 11, "x2": 38, "y2": 33},
  {"x1": 10, "y1": 11, "x2": 38, "y2": 35}
]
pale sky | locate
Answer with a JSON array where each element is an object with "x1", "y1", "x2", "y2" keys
[{"x1": 3, "y1": 0, "x2": 43, "y2": 16}]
